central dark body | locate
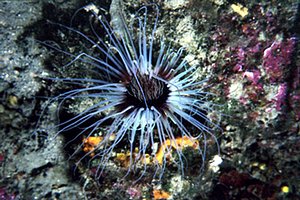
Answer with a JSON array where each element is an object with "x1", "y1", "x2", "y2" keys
[{"x1": 126, "y1": 73, "x2": 170, "y2": 110}]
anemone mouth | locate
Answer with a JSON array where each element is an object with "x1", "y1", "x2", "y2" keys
[{"x1": 122, "y1": 71, "x2": 170, "y2": 112}]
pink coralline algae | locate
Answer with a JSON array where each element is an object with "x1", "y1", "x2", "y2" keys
[
  {"x1": 0, "y1": 187, "x2": 16, "y2": 200},
  {"x1": 263, "y1": 38, "x2": 296, "y2": 83},
  {"x1": 274, "y1": 83, "x2": 288, "y2": 111},
  {"x1": 0, "y1": 153, "x2": 4, "y2": 163},
  {"x1": 243, "y1": 70, "x2": 261, "y2": 85},
  {"x1": 126, "y1": 187, "x2": 142, "y2": 199},
  {"x1": 207, "y1": 4, "x2": 299, "y2": 121}
]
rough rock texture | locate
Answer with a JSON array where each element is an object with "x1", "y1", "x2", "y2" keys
[{"x1": 0, "y1": 0, "x2": 299, "y2": 199}]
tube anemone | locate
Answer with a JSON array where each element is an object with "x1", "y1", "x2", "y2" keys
[{"x1": 39, "y1": 4, "x2": 220, "y2": 180}]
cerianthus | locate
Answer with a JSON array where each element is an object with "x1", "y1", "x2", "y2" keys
[{"x1": 40, "y1": 3, "x2": 220, "y2": 180}]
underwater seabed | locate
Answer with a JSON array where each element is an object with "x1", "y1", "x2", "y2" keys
[{"x1": 0, "y1": 0, "x2": 299, "y2": 199}]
